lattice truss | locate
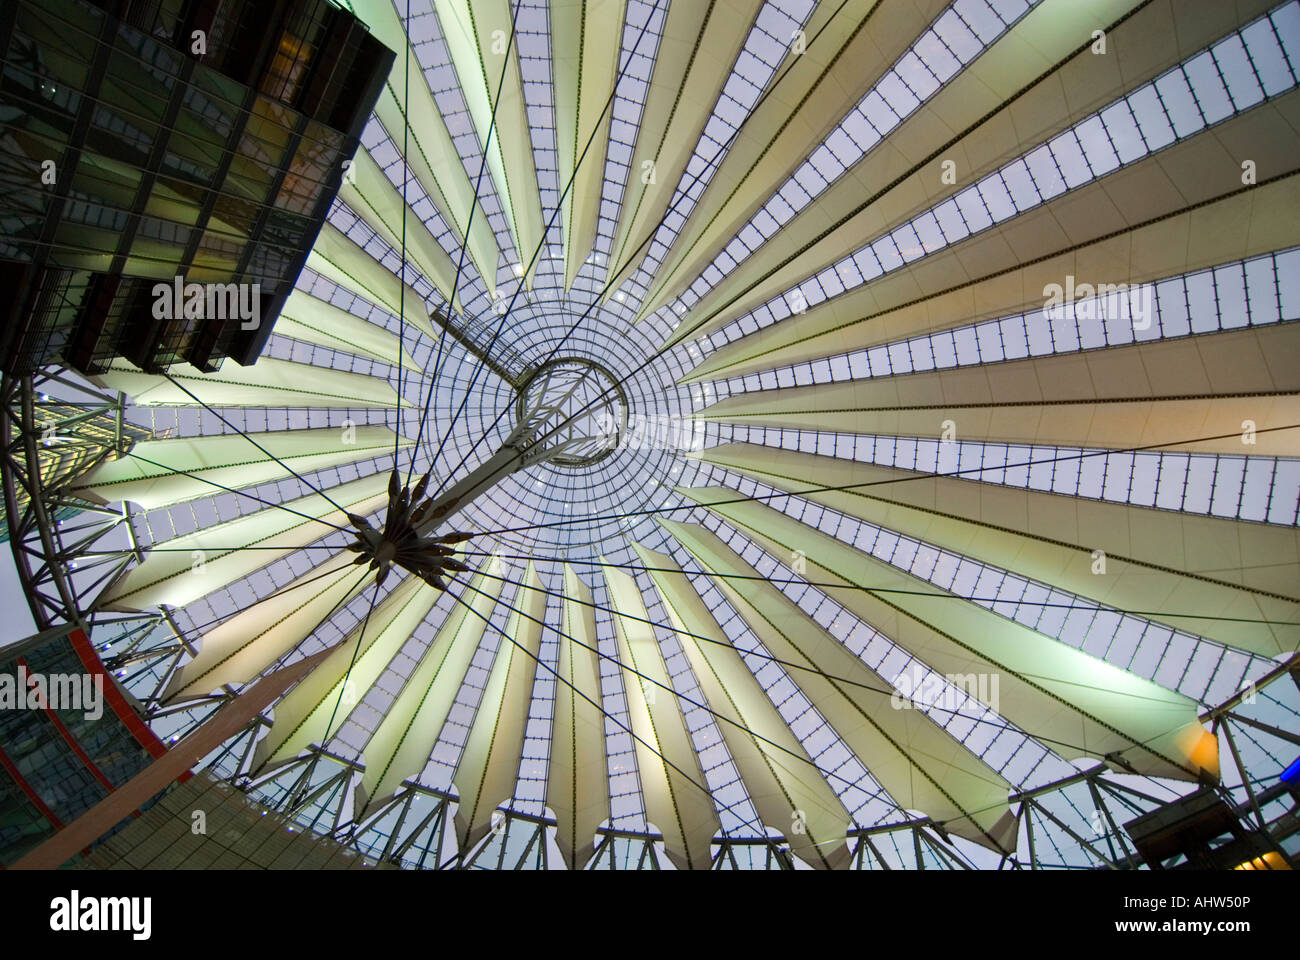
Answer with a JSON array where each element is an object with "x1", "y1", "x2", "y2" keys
[{"x1": 11, "y1": 0, "x2": 1300, "y2": 869}]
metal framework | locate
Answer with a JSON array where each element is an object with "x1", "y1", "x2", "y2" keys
[
  {"x1": 4, "y1": 308, "x2": 1298, "y2": 873},
  {"x1": 3, "y1": 0, "x2": 1299, "y2": 872},
  {"x1": 59, "y1": 653, "x2": 1280, "y2": 871},
  {"x1": 2, "y1": 369, "x2": 145, "y2": 631}
]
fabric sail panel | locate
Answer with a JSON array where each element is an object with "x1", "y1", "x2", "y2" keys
[
  {"x1": 682, "y1": 178, "x2": 1300, "y2": 384},
  {"x1": 278, "y1": 289, "x2": 422, "y2": 369},
  {"x1": 692, "y1": 323, "x2": 1300, "y2": 455},
  {"x1": 251, "y1": 574, "x2": 443, "y2": 771},
  {"x1": 602, "y1": 561, "x2": 720, "y2": 870},
  {"x1": 633, "y1": 543, "x2": 854, "y2": 868},
  {"x1": 432, "y1": 0, "x2": 545, "y2": 285},
  {"x1": 604, "y1": 0, "x2": 763, "y2": 294},
  {"x1": 453, "y1": 562, "x2": 545, "y2": 852},
  {"x1": 74, "y1": 427, "x2": 408, "y2": 511},
  {"x1": 162, "y1": 552, "x2": 370, "y2": 703},
  {"x1": 342, "y1": 0, "x2": 500, "y2": 295},
  {"x1": 307, "y1": 222, "x2": 433, "y2": 337},
  {"x1": 356, "y1": 556, "x2": 505, "y2": 817},
  {"x1": 552, "y1": 0, "x2": 625, "y2": 289},
  {"x1": 637, "y1": 0, "x2": 889, "y2": 325},
  {"x1": 676, "y1": 487, "x2": 1219, "y2": 783},
  {"x1": 97, "y1": 472, "x2": 391, "y2": 612},
  {"x1": 670, "y1": 0, "x2": 1234, "y2": 342},
  {"x1": 338, "y1": 147, "x2": 459, "y2": 305},
  {"x1": 660, "y1": 518, "x2": 1019, "y2": 853},
  {"x1": 546, "y1": 564, "x2": 609, "y2": 869},
  {"x1": 692, "y1": 442, "x2": 1300, "y2": 656},
  {"x1": 94, "y1": 358, "x2": 410, "y2": 410}
]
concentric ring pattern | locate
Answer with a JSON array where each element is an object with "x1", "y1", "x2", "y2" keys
[{"x1": 74, "y1": 0, "x2": 1300, "y2": 869}]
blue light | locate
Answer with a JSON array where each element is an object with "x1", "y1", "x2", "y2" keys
[{"x1": 1282, "y1": 757, "x2": 1300, "y2": 785}]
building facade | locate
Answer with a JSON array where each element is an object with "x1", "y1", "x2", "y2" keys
[
  {"x1": 0, "y1": 0, "x2": 394, "y2": 376},
  {"x1": 0, "y1": 622, "x2": 172, "y2": 865}
]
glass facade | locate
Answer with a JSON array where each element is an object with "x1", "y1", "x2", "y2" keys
[
  {"x1": 0, "y1": 0, "x2": 393, "y2": 376},
  {"x1": 0, "y1": 623, "x2": 169, "y2": 866}
]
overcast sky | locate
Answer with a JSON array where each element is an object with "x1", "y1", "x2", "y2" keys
[{"x1": 0, "y1": 547, "x2": 38, "y2": 646}]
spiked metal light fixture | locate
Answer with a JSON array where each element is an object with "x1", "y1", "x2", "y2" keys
[{"x1": 345, "y1": 469, "x2": 473, "y2": 589}]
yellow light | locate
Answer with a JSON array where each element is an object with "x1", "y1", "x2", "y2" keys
[
  {"x1": 1176, "y1": 725, "x2": 1221, "y2": 781},
  {"x1": 1234, "y1": 852, "x2": 1291, "y2": 870}
]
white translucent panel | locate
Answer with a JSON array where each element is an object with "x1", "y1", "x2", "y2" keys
[
  {"x1": 911, "y1": 211, "x2": 947, "y2": 253},
  {"x1": 1211, "y1": 458, "x2": 1248, "y2": 517},
  {"x1": 1024, "y1": 310, "x2": 1053, "y2": 354},
  {"x1": 1244, "y1": 256, "x2": 1281, "y2": 324},
  {"x1": 1240, "y1": 459, "x2": 1276, "y2": 521},
  {"x1": 1272, "y1": 3, "x2": 1300, "y2": 68},
  {"x1": 1126, "y1": 84, "x2": 1176, "y2": 149},
  {"x1": 1213, "y1": 263, "x2": 1249, "y2": 328},
  {"x1": 987, "y1": 0, "x2": 1030, "y2": 18},
  {"x1": 1182, "y1": 51, "x2": 1235, "y2": 123},
  {"x1": 1278, "y1": 248, "x2": 1300, "y2": 317},
  {"x1": 1212, "y1": 33, "x2": 1265, "y2": 107},
  {"x1": 818, "y1": 265, "x2": 845, "y2": 298},
  {"x1": 932, "y1": 9, "x2": 982, "y2": 63},
  {"x1": 932, "y1": 197, "x2": 971, "y2": 242},
  {"x1": 1154, "y1": 68, "x2": 1205, "y2": 137},
  {"x1": 838, "y1": 109, "x2": 881, "y2": 154},
  {"x1": 1050, "y1": 311, "x2": 1079, "y2": 351},
  {"x1": 954, "y1": 0, "x2": 1004, "y2": 43},
  {"x1": 854, "y1": 248, "x2": 884, "y2": 282},
  {"x1": 1048, "y1": 130, "x2": 1091, "y2": 187},
  {"x1": 859, "y1": 90, "x2": 901, "y2": 137},
  {"x1": 877, "y1": 70, "x2": 921, "y2": 116},
  {"x1": 955, "y1": 184, "x2": 993, "y2": 232},
  {"x1": 1073, "y1": 115, "x2": 1120, "y2": 175},
  {"x1": 797, "y1": 155, "x2": 832, "y2": 192},
  {"x1": 951, "y1": 325, "x2": 980, "y2": 362},
  {"x1": 892, "y1": 222, "x2": 925, "y2": 262},
  {"x1": 999, "y1": 158, "x2": 1040, "y2": 209},
  {"x1": 1184, "y1": 271, "x2": 1219, "y2": 333},
  {"x1": 913, "y1": 29, "x2": 961, "y2": 82},
  {"x1": 1077, "y1": 306, "x2": 1106, "y2": 348},
  {"x1": 975, "y1": 321, "x2": 1003, "y2": 360},
  {"x1": 1242, "y1": 17, "x2": 1295, "y2": 96},
  {"x1": 1270, "y1": 461, "x2": 1300, "y2": 523},
  {"x1": 894, "y1": 51, "x2": 940, "y2": 100},
  {"x1": 823, "y1": 127, "x2": 863, "y2": 168},
  {"x1": 872, "y1": 235, "x2": 905, "y2": 271},
  {"x1": 977, "y1": 173, "x2": 1016, "y2": 222},
  {"x1": 1155, "y1": 277, "x2": 1191, "y2": 335},
  {"x1": 833, "y1": 256, "x2": 862, "y2": 287},
  {"x1": 1099, "y1": 100, "x2": 1146, "y2": 164}
]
